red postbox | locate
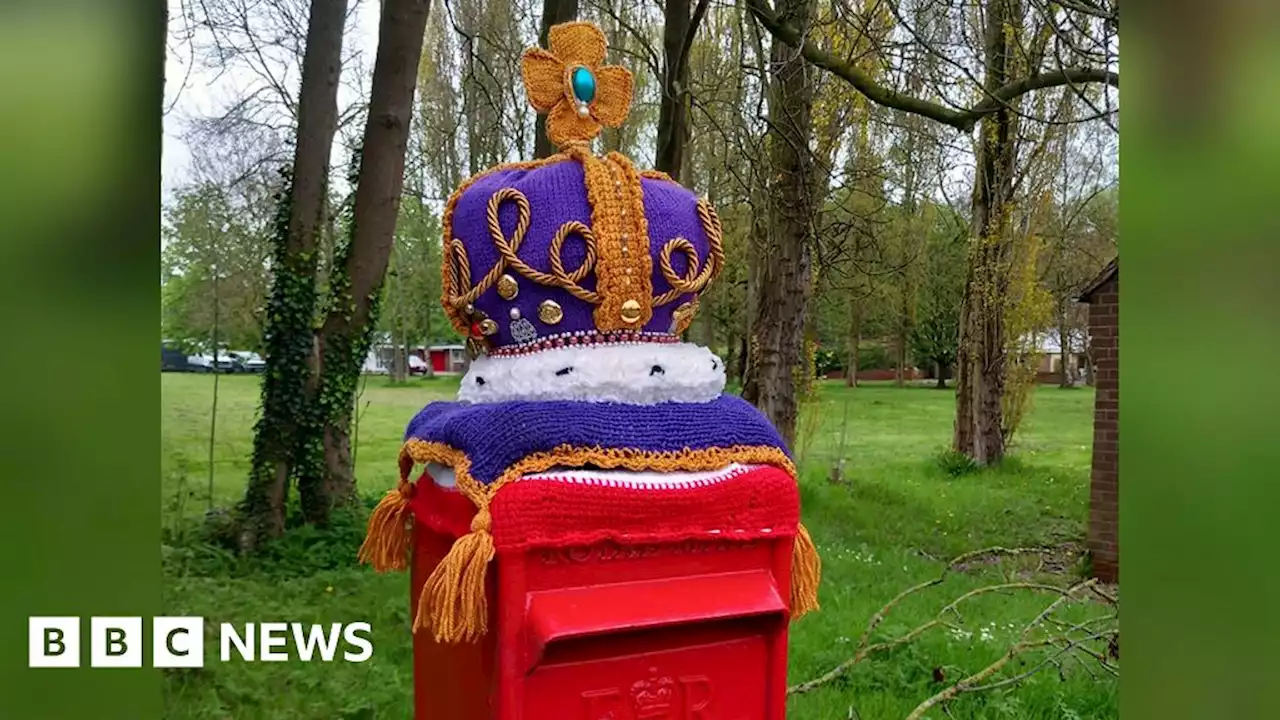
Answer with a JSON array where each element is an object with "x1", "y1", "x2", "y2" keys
[{"x1": 406, "y1": 464, "x2": 801, "y2": 720}]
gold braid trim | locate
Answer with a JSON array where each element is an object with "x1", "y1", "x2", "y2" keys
[
  {"x1": 441, "y1": 152, "x2": 726, "y2": 334},
  {"x1": 445, "y1": 189, "x2": 601, "y2": 314},
  {"x1": 441, "y1": 154, "x2": 570, "y2": 334},
  {"x1": 652, "y1": 198, "x2": 726, "y2": 306}
]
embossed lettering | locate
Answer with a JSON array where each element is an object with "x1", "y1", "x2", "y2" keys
[
  {"x1": 680, "y1": 675, "x2": 713, "y2": 718},
  {"x1": 581, "y1": 687, "x2": 624, "y2": 719},
  {"x1": 539, "y1": 539, "x2": 759, "y2": 565}
]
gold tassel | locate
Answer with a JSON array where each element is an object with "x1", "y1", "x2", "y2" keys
[
  {"x1": 790, "y1": 522, "x2": 822, "y2": 619},
  {"x1": 357, "y1": 484, "x2": 413, "y2": 572},
  {"x1": 413, "y1": 506, "x2": 496, "y2": 642}
]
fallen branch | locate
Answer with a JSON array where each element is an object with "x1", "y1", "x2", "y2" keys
[
  {"x1": 788, "y1": 546, "x2": 1085, "y2": 695},
  {"x1": 903, "y1": 580, "x2": 1103, "y2": 720}
]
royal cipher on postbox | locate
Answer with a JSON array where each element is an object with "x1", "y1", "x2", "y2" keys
[{"x1": 357, "y1": 20, "x2": 822, "y2": 720}]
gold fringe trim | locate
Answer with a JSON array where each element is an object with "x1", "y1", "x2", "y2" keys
[
  {"x1": 356, "y1": 447, "x2": 421, "y2": 572},
  {"x1": 414, "y1": 507, "x2": 496, "y2": 642},
  {"x1": 790, "y1": 522, "x2": 822, "y2": 619},
  {"x1": 357, "y1": 486, "x2": 413, "y2": 572}
]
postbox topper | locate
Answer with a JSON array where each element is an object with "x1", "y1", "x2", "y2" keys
[{"x1": 359, "y1": 21, "x2": 822, "y2": 647}]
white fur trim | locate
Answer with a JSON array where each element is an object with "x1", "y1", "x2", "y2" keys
[
  {"x1": 457, "y1": 342, "x2": 726, "y2": 405},
  {"x1": 424, "y1": 462, "x2": 456, "y2": 489}
]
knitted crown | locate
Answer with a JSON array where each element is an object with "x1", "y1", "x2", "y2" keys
[{"x1": 440, "y1": 21, "x2": 724, "y2": 358}]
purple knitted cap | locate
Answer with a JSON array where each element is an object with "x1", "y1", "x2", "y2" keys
[{"x1": 441, "y1": 152, "x2": 724, "y2": 357}]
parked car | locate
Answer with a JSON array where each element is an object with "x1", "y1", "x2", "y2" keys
[
  {"x1": 231, "y1": 351, "x2": 266, "y2": 373},
  {"x1": 186, "y1": 354, "x2": 214, "y2": 373},
  {"x1": 161, "y1": 345, "x2": 191, "y2": 372},
  {"x1": 186, "y1": 351, "x2": 240, "y2": 373},
  {"x1": 407, "y1": 354, "x2": 429, "y2": 376}
]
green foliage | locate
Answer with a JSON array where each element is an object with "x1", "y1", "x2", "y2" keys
[
  {"x1": 161, "y1": 180, "x2": 277, "y2": 350},
  {"x1": 936, "y1": 448, "x2": 980, "y2": 477},
  {"x1": 858, "y1": 343, "x2": 891, "y2": 370},
  {"x1": 911, "y1": 217, "x2": 968, "y2": 377},
  {"x1": 814, "y1": 347, "x2": 843, "y2": 376},
  {"x1": 1003, "y1": 234, "x2": 1055, "y2": 445},
  {"x1": 299, "y1": 145, "x2": 386, "y2": 521},
  {"x1": 164, "y1": 497, "x2": 377, "y2": 579},
  {"x1": 379, "y1": 197, "x2": 447, "y2": 354}
]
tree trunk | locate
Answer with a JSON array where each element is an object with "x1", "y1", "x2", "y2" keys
[
  {"x1": 533, "y1": 0, "x2": 580, "y2": 159},
  {"x1": 393, "y1": 337, "x2": 409, "y2": 383},
  {"x1": 655, "y1": 0, "x2": 706, "y2": 178},
  {"x1": 901, "y1": 288, "x2": 911, "y2": 384},
  {"x1": 741, "y1": 188, "x2": 766, "y2": 401},
  {"x1": 732, "y1": 324, "x2": 742, "y2": 381},
  {"x1": 1058, "y1": 313, "x2": 1071, "y2": 388},
  {"x1": 741, "y1": 0, "x2": 816, "y2": 450},
  {"x1": 845, "y1": 293, "x2": 861, "y2": 387},
  {"x1": 298, "y1": 0, "x2": 433, "y2": 526},
  {"x1": 935, "y1": 362, "x2": 947, "y2": 389},
  {"x1": 241, "y1": 0, "x2": 349, "y2": 548},
  {"x1": 953, "y1": 0, "x2": 1019, "y2": 466},
  {"x1": 1083, "y1": 339, "x2": 1094, "y2": 386}
]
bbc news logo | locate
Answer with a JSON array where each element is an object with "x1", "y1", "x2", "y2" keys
[{"x1": 28, "y1": 617, "x2": 373, "y2": 668}]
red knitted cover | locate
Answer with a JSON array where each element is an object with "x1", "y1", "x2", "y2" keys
[{"x1": 407, "y1": 465, "x2": 800, "y2": 551}]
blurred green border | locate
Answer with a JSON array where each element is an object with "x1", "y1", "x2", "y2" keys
[
  {"x1": 1123, "y1": 4, "x2": 1280, "y2": 719},
  {"x1": 0, "y1": 1, "x2": 163, "y2": 716}
]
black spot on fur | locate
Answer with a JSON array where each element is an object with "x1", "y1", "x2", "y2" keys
[
  {"x1": 711, "y1": 359, "x2": 719, "y2": 370},
  {"x1": 650, "y1": 365, "x2": 665, "y2": 376},
  {"x1": 475, "y1": 376, "x2": 486, "y2": 386},
  {"x1": 556, "y1": 366, "x2": 574, "y2": 376}
]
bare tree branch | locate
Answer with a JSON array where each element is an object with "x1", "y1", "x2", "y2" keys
[{"x1": 743, "y1": 0, "x2": 1118, "y2": 132}]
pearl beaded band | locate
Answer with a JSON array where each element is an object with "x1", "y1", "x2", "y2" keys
[{"x1": 486, "y1": 329, "x2": 681, "y2": 357}]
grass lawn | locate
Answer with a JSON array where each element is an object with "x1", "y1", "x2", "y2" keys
[{"x1": 161, "y1": 373, "x2": 1116, "y2": 719}]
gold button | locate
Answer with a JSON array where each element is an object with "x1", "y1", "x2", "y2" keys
[
  {"x1": 478, "y1": 319, "x2": 499, "y2": 336},
  {"x1": 538, "y1": 299, "x2": 563, "y2": 325},
  {"x1": 497, "y1": 274, "x2": 519, "y2": 300},
  {"x1": 620, "y1": 299, "x2": 642, "y2": 324}
]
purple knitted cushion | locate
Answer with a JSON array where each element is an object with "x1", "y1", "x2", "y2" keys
[{"x1": 403, "y1": 394, "x2": 790, "y2": 486}]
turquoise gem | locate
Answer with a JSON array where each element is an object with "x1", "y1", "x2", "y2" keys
[{"x1": 571, "y1": 67, "x2": 596, "y2": 104}]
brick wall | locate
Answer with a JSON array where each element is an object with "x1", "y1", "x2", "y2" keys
[{"x1": 1086, "y1": 274, "x2": 1119, "y2": 583}]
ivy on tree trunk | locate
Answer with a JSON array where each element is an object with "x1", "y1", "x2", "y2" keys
[
  {"x1": 240, "y1": 0, "x2": 349, "y2": 550},
  {"x1": 953, "y1": 0, "x2": 1020, "y2": 466},
  {"x1": 298, "y1": 0, "x2": 434, "y2": 526}
]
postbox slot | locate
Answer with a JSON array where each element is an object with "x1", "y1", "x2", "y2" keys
[{"x1": 524, "y1": 569, "x2": 784, "y2": 672}]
